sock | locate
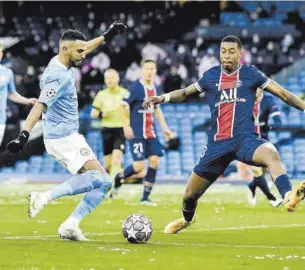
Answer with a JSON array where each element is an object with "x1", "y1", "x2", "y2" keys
[
  {"x1": 274, "y1": 174, "x2": 292, "y2": 199},
  {"x1": 110, "y1": 164, "x2": 121, "y2": 181},
  {"x1": 71, "y1": 176, "x2": 112, "y2": 222},
  {"x1": 255, "y1": 176, "x2": 276, "y2": 201},
  {"x1": 45, "y1": 170, "x2": 108, "y2": 201},
  {"x1": 247, "y1": 179, "x2": 257, "y2": 195},
  {"x1": 182, "y1": 197, "x2": 197, "y2": 222},
  {"x1": 141, "y1": 167, "x2": 157, "y2": 201},
  {"x1": 123, "y1": 164, "x2": 136, "y2": 179}
]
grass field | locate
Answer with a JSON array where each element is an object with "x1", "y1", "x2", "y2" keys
[{"x1": 0, "y1": 181, "x2": 304, "y2": 270}]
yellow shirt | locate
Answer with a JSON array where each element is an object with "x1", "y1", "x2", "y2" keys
[{"x1": 92, "y1": 86, "x2": 128, "y2": 128}]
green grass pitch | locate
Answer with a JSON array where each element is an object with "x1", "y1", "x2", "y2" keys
[{"x1": 0, "y1": 182, "x2": 304, "y2": 270}]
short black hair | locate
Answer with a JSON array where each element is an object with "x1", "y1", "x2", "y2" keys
[
  {"x1": 60, "y1": 29, "x2": 87, "y2": 42},
  {"x1": 221, "y1": 35, "x2": 242, "y2": 49},
  {"x1": 141, "y1": 59, "x2": 156, "y2": 67}
]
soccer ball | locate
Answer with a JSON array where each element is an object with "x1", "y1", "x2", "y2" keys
[{"x1": 122, "y1": 214, "x2": 153, "y2": 244}]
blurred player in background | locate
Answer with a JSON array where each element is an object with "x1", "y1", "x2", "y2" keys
[
  {"x1": 144, "y1": 35, "x2": 305, "y2": 234},
  {"x1": 247, "y1": 89, "x2": 283, "y2": 207},
  {"x1": 112, "y1": 59, "x2": 172, "y2": 205},
  {"x1": 0, "y1": 45, "x2": 36, "y2": 146},
  {"x1": 7, "y1": 22, "x2": 127, "y2": 241},
  {"x1": 91, "y1": 69, "x2": 128, "y2": 181}
]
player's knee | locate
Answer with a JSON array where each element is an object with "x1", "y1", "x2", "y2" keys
[
  {"x1": 91, "y1": 170, "x2": 112, "y2": 193},
  {"x1": 183, "y1": 196, "x2": 198, "y2": 211},
  {"x1": 133, "y1": 161, "x2": 145, "y2": 172},
  {"x1": 148, "y1": 156, "x2": 160, "y2": 168}
]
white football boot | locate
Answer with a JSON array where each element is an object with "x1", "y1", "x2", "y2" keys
[
  {"x1": 247, "y1": 189, "x2": 257, "y2": 206},
  {"x1": 28, "y1": 192, "x2": 49, "y2": 218},
  {"x1": 58, "y1": 219, "x2": 89, "y2": 241},
  {"x1": 269, "y1": 198, "x2": 283, "y2": 208}
]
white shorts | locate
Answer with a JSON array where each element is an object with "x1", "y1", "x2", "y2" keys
[
  {"x1": 44, "y1": 132, "x2": 97, "y2": 175},
  {"x1": 0, "y1": 124, "x2": 5, "y2": 146}
]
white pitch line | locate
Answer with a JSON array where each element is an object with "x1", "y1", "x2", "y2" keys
[
  {"x1": 1, "y1": 223, "x2": 305, "y2": 240},
  {"x1": 0, "y1": 236, "x2": 304, "y2": 250}
]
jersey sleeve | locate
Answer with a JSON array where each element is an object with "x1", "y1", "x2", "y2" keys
[
  {"x1": 123, "y1": 85, "x2": 137, "y2": 105},
  {"x1": 92, "y1": 92, "x2": 103, "y2": 111},
  {"x1": 7, "y1": 70, "x2": 16, "y2": 93},
  {"x1": 252, "y1": 66, "x2": 271, "y2": 89},
  {"x1": 194, "y1": 73, "x2": 207, "y2": 93},
  {"x1": 38, "y1": 75, "x2": 67, "y2": 108}
]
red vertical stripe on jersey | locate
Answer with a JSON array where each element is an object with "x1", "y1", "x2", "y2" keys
[
  {"x1": 144, "y1": 88, "x2": 156, "y2": 139},
  {"x1": 215, "y1": 70, "x2": 239, "y2": 141},
  {"x1": 215, "y1": 103, "x2": 235, "y2": 140},
  {"x1": 253, "y1": 102, "x2": 260, "y2": 135}
]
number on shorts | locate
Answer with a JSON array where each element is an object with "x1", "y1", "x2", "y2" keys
[{"x1": 133, "y1": 143, "x2": 144, "y2": 154}]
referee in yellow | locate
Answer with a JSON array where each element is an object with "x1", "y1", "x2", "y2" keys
[{"x1": 91, "y1": 69, "x2": 128, "y2": 180}]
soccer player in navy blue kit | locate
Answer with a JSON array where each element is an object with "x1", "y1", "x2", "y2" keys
[
  {"x1": 113, "y1": 59, "x2": 172, "y2": 205},
  {"x1": 144, "y1": 36, "x2": 305, "y2": 234},
  {"x1": 247, "y1": 90, "x2": 283, "y2": 207}
]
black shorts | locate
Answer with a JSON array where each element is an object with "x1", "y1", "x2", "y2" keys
[{"x1": 101, "y1": 127, "x2": 126, "y2": 156}]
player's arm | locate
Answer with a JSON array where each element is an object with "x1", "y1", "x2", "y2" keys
[
  {"x1": 7, "y1": 102, "x2": 45, "y2": 153},
  {"x1": 7, "y1": 70, "x2": 36, "y2": 105},
  {"x1": 8, "y1": 91, "x2": 36, "y2": 105},
  {"x1": 264, "y1": 80, "x2": 305, "y2": 111},
  {"x1": 143, "y1": 83, "x2": 199, "y2": 108},
  {"x1": 119, "y1": 102, "x2": 134, "y2": 139},
  {"x1": 91, "y1": 92, "x2": 103, "y2": 119},
  {"x1": 154, "y1": 106, "x2": 172, "y2": 141},
  {"x1": 86, "y1": 22, "x2": 127, "y2": 54}
]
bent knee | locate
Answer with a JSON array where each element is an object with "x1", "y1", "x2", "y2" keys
[
  {"x1": 148, "y1": 156, "x2": 160, "y2": 168},
  {"x1": 133, "y1": 161, "x2": 145, "y2": 172}
]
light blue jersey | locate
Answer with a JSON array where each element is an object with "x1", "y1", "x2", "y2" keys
[
  {"x1": 0, "y1": 65, "x2": 16, "y2": 124},
  {"x1": 38, "y1": 56, "x2": 79, "y2": 139}
]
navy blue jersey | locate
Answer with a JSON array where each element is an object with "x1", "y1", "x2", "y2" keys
[
  {"x1": 195, "y1": 65, "x2": 270, "y2": 142},
  {"x1": 123, "y1": 80, "x2": 159, "y2": 139}
]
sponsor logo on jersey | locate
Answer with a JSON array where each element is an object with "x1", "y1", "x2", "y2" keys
[{"x1": 215, "y1": 88, "x2": 246, "y2": 107}]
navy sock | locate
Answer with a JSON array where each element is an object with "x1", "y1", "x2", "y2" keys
[
  {"x1": 255, "y1": 176, "x2": 276, "y2": 201},
  {"x1": 142, "y1": 167, "x2": 157, "y2": 201},
  {"x1": 247, "y1": 179, "x2": 257, "y2": 195},
  {"x1": 274, "y1": 174, "x2": 292, "y2": 199},
  {"x1": 123, "y1": 164, "x2": 136, "y2": 179}
]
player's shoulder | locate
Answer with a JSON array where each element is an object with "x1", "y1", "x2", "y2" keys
[
  {"x1": 0, "y1": 65, "x2": 13, "y2": 76},
  {"x1": 242, "y1": 64, "x2": 264, "y2": 75},
  {"x1": 44, "y1": 56, "x2": 70, "y2": 80},
  {"x1": 129, "y1": 80, "x2": 142, "y2": 91},
  {"x1": 203, "y1": 65, "x2": 221, "y2": 76}
]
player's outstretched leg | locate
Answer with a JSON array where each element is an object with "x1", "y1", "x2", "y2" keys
[
  {"x1": 164, "y1": 172, "x2": 214, "y2": 234},
  {"x1": 28, "y1": 169, "x2": 110, "y2": 218},
  {"x1": 252, "y1": 142, "x2": 301, "y2": 212},
  {"x1": 58, "y1": 175, "x2": 111, "y2": 241}
]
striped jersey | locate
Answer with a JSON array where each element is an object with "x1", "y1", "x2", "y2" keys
[
  {"x1": 123, "y1": 79, "x2": 159, "y2": 139},
  {"x1": 195, "y1": 64, "x2": 270, "y2": 142}
]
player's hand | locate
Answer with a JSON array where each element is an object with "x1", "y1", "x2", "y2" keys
[
  {"x1": 27, "y1": 98, "x2": 37, "y2": 106},
  {"x1": 123, "y1": 126, "x2": 135, "y2": 140},
  {"x1": 103, "y1": 21, "x2": 127, "y2": 42},
  {"x1": 142, "y1": 96, "x2": 165, "y2": 110},
  {"x1": 163, "y1": 129, "x2": 173, "y2": 141},
  {"x1": 7, "y1": 130, "x2": 30, "y2": 154}
]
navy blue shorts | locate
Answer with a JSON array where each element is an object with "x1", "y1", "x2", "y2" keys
[
  {"x1": 193, "y1": 134, "x2": 267, "y2": 181},
  {"x1": 130, "y1": 138, "x2": 164, "y2": 161}
]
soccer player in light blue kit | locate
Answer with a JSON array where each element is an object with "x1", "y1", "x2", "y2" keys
[
  {"x1": 7, "y1": 23, "x2": 127, "y2": 241},
  {"x1": 0, "y1": 45, "x2": 36, "y2": 145}
]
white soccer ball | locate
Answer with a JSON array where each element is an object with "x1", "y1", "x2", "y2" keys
[{"x1": 122, "y1": 214, "x2": 153, "y2": 244}]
